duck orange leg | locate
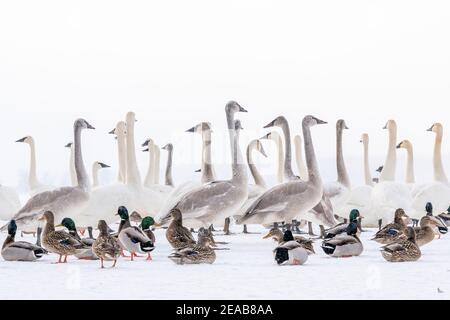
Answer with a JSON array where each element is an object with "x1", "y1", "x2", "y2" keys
[{"x1": 146, "y1": 253, "x2": 153, "y2": 261}]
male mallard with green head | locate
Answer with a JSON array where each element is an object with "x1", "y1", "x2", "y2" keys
[
  {"x1": 92, "y1": 220, "x2": 121, "y2": 268},
  {"x1": 1, "y1": 220, "x2": 47, "y2": 262},
  {"x1": 324, "y1": 209, "x2": 362, "y2": 239},
  {"x1": 117, "y1": 206, "x2": 154, "y2": 261},
  {"x1": 39, "y1": 211, "x2": 87, "y2": 263},
  {"x1": 139, "y1": 216, "x2": 156, "y2": 261},
  {"x1": 381, "y1": 227, "x2": 421, "y2": 262},
  {"x1": 57, "y1": 217, "x2": 97, "y2": 260},
  {"x1": 372, "y1": 208, "x2": 410, "y2": 244},
  {"x1": 321, "y1": 218, "x2": 363, "y2": 258}
]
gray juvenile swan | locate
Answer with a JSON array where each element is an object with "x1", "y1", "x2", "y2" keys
[
  {"x1": 157, "y1": 101, "x2": 249, "y2": 228},
  {"x1": 162, "y1": 143, "x2": 175, "y2": 187},
  {"x1": 236, "y1": 115, "x2": 331, "y2": 226},
  {"x1": 2, "y1": 119, "x2": 95, "y2": 233}
]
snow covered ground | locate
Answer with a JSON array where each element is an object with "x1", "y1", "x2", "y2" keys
[{"x1": 0, "y1": 222, "x2": 449, "y2": 300}]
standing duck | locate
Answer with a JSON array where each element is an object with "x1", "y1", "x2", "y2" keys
[
  {"x1": 169, "y1": 227, "x2": 216, "y2": 265},
  {"x1": 117, "y1": 206, "x2": 155, "y2": 261},
  {"x1": 165, "y1": 208, "x2": 196, "y2": 250},
  {"x1": 381, "y1": 227, "x2": 421, "y2": 262},
  {"x1": 57, "y1": 218, "x2": 97, "y2": 260},
  {"x1": 414, "y1": 215, "x2": 448, "y2": 247},
  {"x1": 39, "y1": 211, "x2": 87, "y2": 263},
  {"x1": 273, "y1": 230, "x2": 309, "y2": 266},
  {"x1": 139, "y1": 216, "x2": 156, "y2": 261},
  {"x1": 263, "y1": 228, "x2": 315, "y2": 254},
  {"x1": 438, "y1": 206, "x2": 450, "y2": 226},
  {"x1": 321, "y1": 218, "x2": 363, "y2": 258},
  {"x1": 372, "y1": 209, "x2": 410, "y2": 244},
  {"x1": 1, "y1": 220, "x2": 46, "y2": 262},
  {"x1": 92, "y1": 220, "x2": 121, "y2": 268}
]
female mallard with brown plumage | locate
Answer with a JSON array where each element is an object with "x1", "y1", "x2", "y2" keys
[
  {"x1": 372, "y1": 208, "x2": 410, "y2": 244},
  {"x1": 117, "y1": 206, "x2": 155, "y2": 261},
  {"x1": 263, "y1": 227, "x2": 315, "y2": 254},
  {"x1": 169, "y1": 227, "x2": 216, "y2": 265},
  {"x1": 414, "y1": 215, "x2": 448, "y2": 247},
  {"x1": 57, "y1": 217, "x2": 97, "y2": 260},
  {"x1": 165, "y1": 208, "x2": 196, "y2": 250},
  {"x1": 1, "y1": 220, "x2": 47, "y2": 262},
  {"x1": 92, "y1": 220, "x2": 121, "y2": 268},
  {"x1": 39, "y1": 211, "x2": 87, "y2": 263},
  {"x1": 381, "y1": 227, "x2": 421, "y2": 262}
]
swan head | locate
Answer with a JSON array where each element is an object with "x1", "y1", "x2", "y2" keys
[
  {"x1": 382, "y1": 119, "x2": 396, "y2": 131},
  {"x1": 57, "y1": 217, "x2": 77, "y2": 232},
  {"x1": 64, "y1": 142, "x2": 73, "y2": 148},
  {"x1": 263, "y1": 116, "x2": 287, "y2": 129},
  {"x1": 376, "y1": 166, "x2": 384, "y2": 173},
  {"x1": 75, "y1": 119, "x2": 95, "y2": 131},
  {"x1": 162, "y1": 143, "x2": 173, "y2": 151},
  {"x1": 249, "y1": 139, "x2": 268, "y2": 158},
  {"x1": 126, "y1": 112, "x2": 137, "y2": 124},
  {"x1": 360, "y1": 133, "x2": 369, "y2": 144},
  {"x1": 396, "y1": 140, "x2": 412, "y2": 150},
  {"x1": 427, "y1": 123, "x2": 443, "y2": 135},
  {"x1": 259, "y1": 131, "x2": 282, "y2": 143},
  {"x1": 226, "y1": 101, "x2": 248, "y2": 114},
  {"x1": 7, "y1": 220, "x2": 17, "y2": 236},
  {"x1": 142, "y1": 138, "x2": 155, "y2": 152},
  {"x1": 116, "y1": 206, "x2": 129, "y2": 220},
  {"x1": 140, "y1": 216, "x2": 155, "y2": 231},
  {"x1": 110, "y1": 121, "x2": 127, "y2": 137},
  {"x1": 93, "y1": 161, "x2": 111, "y2": 170},
  {"x1": 16, "y1": 136, "x2": 33, "y2": 144},
  {"x1": 186, "y1": 122, "x2": 212, "y2": 134},
  {"x1": 337, "y1": 119, "x2": 349, "y2": 131},
  {"x1": 302, "y1": 115, "x2": 327, "y2": 127}
]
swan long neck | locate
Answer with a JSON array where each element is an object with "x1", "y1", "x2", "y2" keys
[
  {"x1": 126, "y1": 115, "x2": 142, "y2": 187},
  {"x1": 294, "y1": 135, "x2": 308, "y2": 181},
  {"x1": 165, "y1": 147, "x2": 174, "y2": 187},
  {"x1": 201, "y1": 130, "x2": 215, "y2": 183},
  {"x1": 74, "y1": 124, "x2": 90, "y2": 191},
  {"x1": 27, "y1": 139, "x2": 40, "y2": 189},
  {"x1": 247, "y1": 143, "x2": 266, "y2": 188},
  {"x1": 117, "y1": 131, "x2": 127, "y2": 184},
  {"x1": 380, "y1": 124, "x2": 397, "y2": 182},
  {"x1": 153, "y1": 146, "x2": 160, "y2": 184},
  {"x1": 405, "y1": 144, "x2": 415, "y2": 184},
  {"x1": 92, "y1": 164, "x2": 99, "y2": 188},
  {"x1": 433, "y1": 130, "x2": 449, "y2": 184},
  {"x1": 279, "y1": 118, "x2": 296, "y2": 180},
  {"x1": 303, "y1": 123, "x2": 322, "y2": 187},
  {"x1": 362, "y1": 138, "x2": 373, "y2": 186},
  {"x1": 336, "y1": 127, "x2": 351, "y2": 188},
  {"x1": 69, "y1": 144, "x2": 78, "y2": 186},
  {"x1": 144, "y1": 142, "x2": 155, "y2": 187},
  {"x1": 226, "y1": 110, "x2": 247, "y2": 186}
]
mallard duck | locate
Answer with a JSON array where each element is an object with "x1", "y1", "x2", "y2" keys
[
  {"x1": 414, "y1": 215, "x2": 448, "y2": 247},
  {"x1": 273, "y1": 230, "x2": 309, "y2": 266},
  {"x1": 38, "y1": 211, "x2": 87, "y2": 263},
  {"x1": 92, "y1": 220, "x2": 121, "y2": 268},
  {"x1": 169, "y1": 227, "x2": 216, "y2": 265},
  {"x1": 321, "y1": 220, "x2": 363, "y2": 258},
  {"x1": 164, "y1": 208, "x2": 196, "y2": 250},
  {"x1": 263, "y1": 227, "x2": 315, "y2": 254},
  {"x1": 372, "y1": 208, "x2": 410, "y2": 244},
  {"x1": 381, "y1": 227, "x2": 421, "y2": 262},
  {"x1": 422, "y1": 202, "x2": 448, "y2": 237},
  {"x1": 57, "y1": 217, "x2": 98, "y2": 260},
  {"x1": 324, "y1": 209, "x2": 361, "y2": 239},
  {"x1": 117, "y1": 206, "x2": 154, "y2": 261},
  {"x1": 1, "y1": 220, "x2": 47, "y2": 262},
  {"x1": 130, "y1": 211, "x2": 143, "y2": 224},
  {"x1": 139, "y1": 216, "x2": 156, "y2": 261},
  {"x1": 438, "y1": 206, "x2": 450, "y2": 226}
]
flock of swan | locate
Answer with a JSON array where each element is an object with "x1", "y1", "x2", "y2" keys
[{"x1": 1, "y1": 101, "x2": 450, "y2": 267}]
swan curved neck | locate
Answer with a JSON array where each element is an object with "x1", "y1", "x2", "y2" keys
[
  {"x1": 144, "y1": 142, "x2": 155, "y2": 187},
  {"x1": 201, "y1": 130, "x2": 216, "y2": 183},
  {"x1": 69, "y1": 144, "x2": 78, "y2": 186},
  {"x1": 433, "y1": 130, "x2": 449, "y2": 184},
  {"x1": 27, "y1": 139, "x2": 40, "y2": 189},
  {"x1": 362, "y1": 139, "x2": 373, "y2": 186},
  {"x1": 303, "y1": 124, "x2": 321, "y2": 187},
  {"x1": 404, "y1": 145, "x2": 415, "y2": 184},
  {"x1": 153, "y1": 146, "x2": 160, "y2": 184},
  {"x1": 117, "y1": 132, "x2": 127, "y2": 183},
  {"x1": 380, "y1": 125, "x2": 397, "y2": 182},
  {"x1": 92, "y1": 164, "x2": 99, "y2": 187},
  {"x1": 247, "y1": 144, "x2": 266, "y2": 188},
  {"x1": 279, "y1": 118, "x2": 295, "y2": 180},
  {"x1": 126, "y1": 116, "x2": 142, "y2": 187},
  {"x1": 74, "y1": 125, "x2": 90, "y2": 191},
  {"x1": 294, "y1": 135, "x2": 308, "y2": 181},
  {"x1": 165, "y1": 147, "x2": 174, "y2": 187},
  {"x1": 336, "y1": 127, "x2": 351, "y2": 188},
  {"x1": 270, "y1": 133, "x2": 285, "y2": 184},
  {"x1": 226, "y1": 110, "x2": 247, "y2": 186}
]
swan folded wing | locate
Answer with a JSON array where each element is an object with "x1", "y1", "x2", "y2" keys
[{"x1": 243, "y1": 181, "x2": 308, "y2": 219}]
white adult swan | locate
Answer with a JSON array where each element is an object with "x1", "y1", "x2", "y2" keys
[
  {"x1": 157, "y1": 101, "x2": 249, "y2": 228},
  {"x1": 109, "y1": 121, "x2": 127, "y2": 184},
  {"x1": 92, "y1": 162, "x2": 110, "y2": 188},
  {"x1": 16, "y1": 136, "x2": 54, "y2": 196},
  {"x1": 369, "y1": 120, "x2": 412, "y2": 226},
  {"x1": 0, "y1": 185, "x2": 21, "y2": 221},
  {"x1": 237, "y1": 115, "x2": 334, "y2": 227},
  {"x1": 162, "y1": 143, "x2": 175, "y2": 187},
  {"x1": 142, "y1": 140, "x2": 172, "y2": 195},
  {"x1": 260, "y1": 131, "x2": 284, "y2": 184},
  {"x1": 411, "y1": 123, "x2": 450, "y2": 218},
  {"x1": 2, "y1": 119, "x2": 95, "y2": 232}
]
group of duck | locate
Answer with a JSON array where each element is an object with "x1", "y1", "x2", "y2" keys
[{"x1": 1, "y1": 100, "x2": 450, "y2": 268}]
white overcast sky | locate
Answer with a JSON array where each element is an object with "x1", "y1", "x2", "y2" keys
[{"x1": 0, "y1": 1, "x2": 450, "y2": 193}]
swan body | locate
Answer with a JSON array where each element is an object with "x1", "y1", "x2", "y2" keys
[{"x1": 0, "y1": 185, "x2": 21, "y2": 221}]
